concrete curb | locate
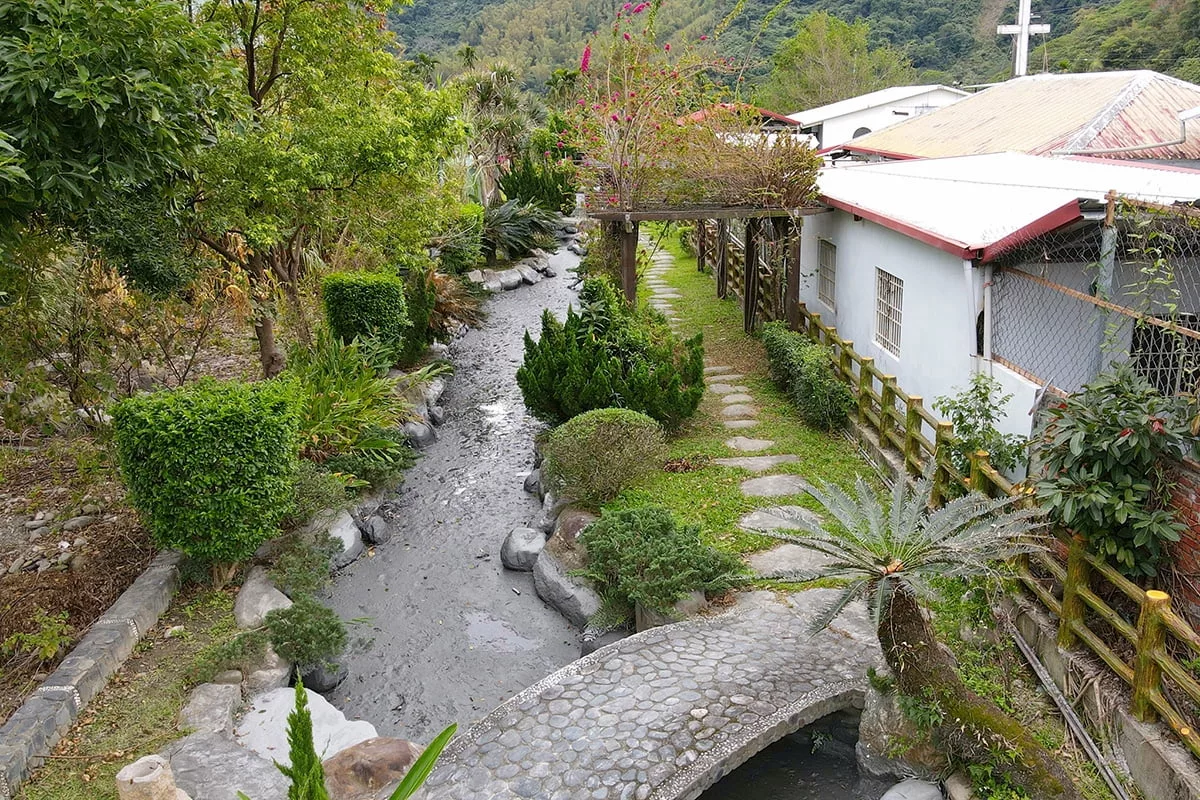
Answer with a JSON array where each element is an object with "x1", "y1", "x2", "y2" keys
[{"x1": 0, "y1": 549, "x2": 183, "y2": 800}]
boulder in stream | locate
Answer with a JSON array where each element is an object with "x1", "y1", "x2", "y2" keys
[
  {"x1": 501, "y1": 527, "x2": 544, "y2": 571},
  {"x1": 323, "y1": 736, "x2": 421, "y2": 800}
]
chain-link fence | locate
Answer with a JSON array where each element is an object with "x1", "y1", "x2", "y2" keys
[{"x1": 991, "y1": 199, "x2": 1200, "y2": 398}]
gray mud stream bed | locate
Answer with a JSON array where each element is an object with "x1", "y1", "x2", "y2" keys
[{"x1": 328, "y1": 250, "x2": 581, "y2": 741}]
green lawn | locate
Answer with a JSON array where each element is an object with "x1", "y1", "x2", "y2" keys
[{"x1": 605, "y1": 225, "x2": 878, "y2": 558}]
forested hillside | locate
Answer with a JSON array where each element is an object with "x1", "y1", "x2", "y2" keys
[{"x1": 387, "y1": 0, "x2": 1110, "y2": 94}]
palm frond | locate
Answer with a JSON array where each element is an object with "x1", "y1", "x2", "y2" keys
[{"x1": 808, "y1": 581, "x2": 869, "y2": 635}]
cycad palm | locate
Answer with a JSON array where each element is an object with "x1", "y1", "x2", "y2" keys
[{"x1": 763, "y1": 476, "x2": 1079, "y2": 800}]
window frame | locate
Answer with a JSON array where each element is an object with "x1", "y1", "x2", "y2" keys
[
  {"x1": 874, "y1": 267, "x2": 903, "y2": 358},
  {"x1": 817, "y1": 239, "x2": 837, "y2": 311}
]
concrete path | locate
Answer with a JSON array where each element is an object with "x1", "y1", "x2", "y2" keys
[{"x1": 422, "y1": 590, "x2": 880, "y2": 800}]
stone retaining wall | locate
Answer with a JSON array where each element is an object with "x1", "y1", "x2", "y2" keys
[{"x1": 0, "y1": 550, "x2": 182, "y2": 800}]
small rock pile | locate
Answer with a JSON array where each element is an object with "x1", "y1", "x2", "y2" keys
[{"x1": 6, "y1": 496, "x2": 110, "y2": 575}]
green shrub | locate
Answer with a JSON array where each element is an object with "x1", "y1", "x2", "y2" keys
[
  {"x1": 934, "y1": 373, "x2": 1027, "y2": 476},
  {"x1": 285, "y1": 330, "x2": 409, "y2": 461},
  {"x1": 437, "y1": 203, "x2": 484, "y2": 274},
  {"x1": 482, "y1": 199, "x2": 558, "y2": 264},
  {"x1": 517, "y1": 277, "x2": 704, "y2": 429},
  {"x1": 277, "y1": 680, "x2": 331, "y2": 800},
  {"x1": 1035, "y1": 364, "x2": 1191, "y2": 577},
  {"x1": 398, "y1": 265, "x2": 436, "y2": 366},
  {"x1": 270, "y1": 531, "x2": 342, "y2": 598},
  {"x1": 543, "y1": 408, "x2": 666, "y2": 505},
  {"x1": 322, "y1": 271, "x2": 409, "y2": 350},
  {"x1": 498, "y1": 152, "x2": 577, "y2": 215},
  {"x1": 85, "y1": 190, "x2": 197, "y2": 295},
  {"x1": 322, "y1": 426, "x2": 415, "y2": 490},
  {"x1": 280, "y1": 460, "x2": 353, "y2": 530},
  {"x1": 112, "y1": 379, "x2": 299, "y2": 577},
  {"x1": 264, "y1": 594, "x2": 347, "y2": 670},
  {"x1": 578, "y1": 506, "x2": 743, "y2": 616},
  {"x1": 761, "y1": 322, "x2": 853, "y2": 431}
]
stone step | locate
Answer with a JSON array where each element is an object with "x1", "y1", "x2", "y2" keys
[
  {"x1": 738, "y1": 505, "x2": 822, "y2": 533},
  {"x1": 724, "y1": 419, "x2": 760, "y2": 430},
  {"x1": 746, "y1": 543, "x2": 833, "y2": 579},
  {"x1": 720, "y1": 404, "x2": 757, "y2": 419},
  {"x1": 703, "y1": 365, "x2": 733, "y2": 374},
  {"x1": 724, "y1": 436, "x2": 774, "y2": 452},
  {"x1": 720, "y1": 393, "x2": 755, "y2": 405},
  {"x1": 740, "y1": 474, "x2": 813, "y2": 498},
  {"x1": 708, "y1": 383, "x2": 751, "y2": 395},
  {"x1": 713, "y1": 455, "x2": 800, "y2": 472}
]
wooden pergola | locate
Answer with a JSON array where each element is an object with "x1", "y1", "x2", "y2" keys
[{"x1": 588, "y1": 206, "x2": 830, "y2": 333}]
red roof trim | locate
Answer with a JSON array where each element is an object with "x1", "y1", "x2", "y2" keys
[
  {"x1": 818, "y1": 195, "x2": 977, "y2": 259},
  {"x1": 977, "y1": 200, "x2": 1083, "y2": 263}
]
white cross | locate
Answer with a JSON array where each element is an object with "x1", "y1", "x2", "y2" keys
[{"x1": 998, "y1": 0, "x2": 1050, "y2": 77}]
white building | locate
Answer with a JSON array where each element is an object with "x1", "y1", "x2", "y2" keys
[
  {"x1": 799, "y1": 152, "x2": 1200, "y2": 446},
  {"x1": 785, "y1": 85, "x2": 969, "y2": 150}
]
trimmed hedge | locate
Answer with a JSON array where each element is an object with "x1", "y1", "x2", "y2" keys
[
  {"x1": 112, "y1": 378, "x2": 300, "y2": 567},
  {"x1": 322, "y1": 271, "x2": 409, "y2": 349},
  {"x1": 543, "y1": 408, "x2": 666, "y2": 506},
  {"x1": 517, "y1": 277, "x2": 704, "y2": 429},
  {"x1": 579, "y1": 506, "x2": 743, "y2": 616},
  {"x1": 761, "y1": 321, "x2": 853, "y2": 431}
]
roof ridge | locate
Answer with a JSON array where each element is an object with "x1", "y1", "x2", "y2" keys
[{"x1": 1061, "y1": 71, "x2": 1155, "y2": 152}]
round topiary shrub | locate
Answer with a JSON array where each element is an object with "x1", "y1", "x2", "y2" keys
[
  {"x1": 322, "y1": 271, "x2": 409, "y2": 350},
  {"x1": 112, "y1": 378, "x2": 300, "y2": 584},
  {"x1": 542, "y1": 408, "x2": 667, "y2": 506}
]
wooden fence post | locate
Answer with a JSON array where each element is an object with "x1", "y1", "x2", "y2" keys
[
  {"x1": 1058, "y1": 536, "x2": 1089, "y2": 649},
  {"x1": 931, "y1": 422, "x2": 954, "y2": 506},
  {"x1": 809, "y1": 312, "x2": 823, "y2": 345},
  {"x1": 696, "y1": 220, "x2": 707, "y2": 273},
  {"x1": 880, "y1": 376, "x2": 897, "y2": 444},
  {"x1": 1132, "y1": 589, "x2": 1171, "y2": 723},
  {"x1": 787, "y1": 217, "x2": 802, "y2": 330},
  {"x1": 968, "y1": 449, "x2": 993, "y2": 494},
  {"x1": 858, "y1": 357, "x2": 874, "y2": 424},
  {"x1": 716, "y1": 219, "x2": 729, "y2": 299},
  {"x1": 904, "y1": 397, "x2": 923, "y2": 475},
  {"x1": 839, "y1": 341, "x2": 854, "y2": 382},
  {"x1": 620, "y1": 218, "x2": 639, "y2": 304}
]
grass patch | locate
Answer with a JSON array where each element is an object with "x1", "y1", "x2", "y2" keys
[
  {"x1": 19, "y1": 588, "x2": 243, "y2": 800},
  {"x1": 605, "y1": 224, "x2": 877, "y2": 557}
]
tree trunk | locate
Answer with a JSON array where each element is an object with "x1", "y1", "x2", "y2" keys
[
  {"x1": 879, "y1": 587, "x2": 1080, "y2": 800},
  {"x1": 247, "y1": 252, "x2": 285, "y2": 378}
]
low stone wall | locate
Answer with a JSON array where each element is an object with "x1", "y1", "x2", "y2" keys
[{"x1": 0, "y1": 550, "x2": 182, "y2": 800}]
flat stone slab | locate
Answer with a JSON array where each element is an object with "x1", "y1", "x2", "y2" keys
[
  {"x1": 654, "y1": 291, "x2": 682, "y2": 299},
  {"x1": 738, "y1": 506, "x2": 823, "y2": 533},
  {"x1": 747, "y1": 544, "x2": 835, "y2": 580},
  {"x1": 720, "y1": 393, "x2": 755, "y2": 405},
  {"x1": 716, "y1": 374, "x2": 745, "y2": 382},
  {"x1": 720, "y1": 404, "x2": 758, "y2": 419},
  {"x1": 741, "y1": 474, "x2": 813, "y2": 498},
  {"x1": 724, "y1": 436, "x2": 774, "y2": 452},
  {"x1": 708, "y1": 383, "x2": 751, "y2": 395},
  {"x1": 724, "y1": 419, "x2": 760, "y2": 430},
  {"x1": 179, "y1": 682, "x2": 241, "y2": 736},
  {"x1": 704, "y1": 365, "x2": 733, "y2": 375},
  {"x1": 422, "y1": 590, "x2": 879, "y2": 800},
  {"x1": 713, "y1": 455, "x2": 800, "y2": 472},
  {"x1": 165, "y1": 732, "x2": 290, "y2": 800}
]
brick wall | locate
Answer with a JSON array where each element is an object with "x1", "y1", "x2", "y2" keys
[{"x1": 1168, "y1": 458, "x2": 1200, "y2": 618}]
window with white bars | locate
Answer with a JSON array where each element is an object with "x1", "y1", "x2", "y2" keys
[
  {"x1": 817, "y1": 239, "x2": 836, "y2": 310},
  {"x1": 874, "y1": 268, "x2": 903, "y2": 357}
]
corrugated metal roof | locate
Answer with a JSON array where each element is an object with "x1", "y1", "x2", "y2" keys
[
  {"x1": 842, "y1": 71, "x2": 1200, "y2": 161},
  {"x1": 816, "y1": 152, "x2": 1200, "y2": 261},
  {"x1": 784, "y1": 84, "x2": 968, "y2": 126}
]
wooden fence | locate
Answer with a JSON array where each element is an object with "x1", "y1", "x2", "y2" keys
[{"x1": 790, "y1": 299, "x2": 1200, "y2": 760}]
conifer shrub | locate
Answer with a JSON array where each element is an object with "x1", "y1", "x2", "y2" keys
[
  {"x1": 398, "y1": 264, "x2": 437, "y2": 365},
  {"x1": 322, "y1": 271, "x2": 409, "y2": 350},
  {"x1": 112, "y1": 378, "x2": 300, "y2": 582},
  {"x1": 517, "y1": 277, "x2": 704, "y2": 429},
  {"x1": 761, "y1": 321, "x2": 853, "y2": 431},
  {"x1": 265, "y1": 594, "x2": 347, "y2": 670},
  {"x1": 276, "y1": 679, "x2": 331, "y2": 800},
  {"x1": 578, "y1": 506, "x2": 743, "y2": 616},
  {"x1": 542, "y1": 408, "x2": 666, "y2": 505}
]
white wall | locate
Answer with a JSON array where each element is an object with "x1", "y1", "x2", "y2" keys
[
  {"x1": 817, "y1": 88, "x2": 966, "y2": 149},
  {"x1": 798, "y1": 211, "x2": 982, "y2": 425}
]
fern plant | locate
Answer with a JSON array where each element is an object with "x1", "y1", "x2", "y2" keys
[{"x1": 758, "y1": 476, "x2": 1079, "y2": 800}]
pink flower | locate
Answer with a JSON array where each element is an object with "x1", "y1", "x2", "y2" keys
[
  {"x1": 611, "y1": 113, "x2": 620, "y2": 121},
  {"x1": 622, "y1": 2, "x2": 631, "y2": 8},
  {"x1": 699, "y1": 35, "x2": 708, "y2": 40},
  {"x1": 623, "y1": 32, "x2": 631, "y2": 40},
  {"x1": 632, "y1": 2, "x2": 648, "y2": 12},
  {"x1": 580, "y1": 43, "x2": 592, "y2": 72},
  {"x1": 664, "y1": 43, "x2": 671, "y2": 51}
]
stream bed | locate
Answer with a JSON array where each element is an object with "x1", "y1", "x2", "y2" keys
[
  {"x1": 700, "y1": 737, "x2": 893, "y2": 800},
  {"x1": 328, "y1": 249, "x2": 581, "y2": 741}
]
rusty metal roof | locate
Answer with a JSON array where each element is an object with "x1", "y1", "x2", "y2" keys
[{"x1": 842, "y1": 71, "x2": 1200, "y2": 161}]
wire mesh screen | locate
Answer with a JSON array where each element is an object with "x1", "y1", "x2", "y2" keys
[{"x1": 991, "y1": 199, "x2": 1200, "y2": 397}]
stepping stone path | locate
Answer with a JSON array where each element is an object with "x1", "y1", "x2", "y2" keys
[{"x1": 645, "y1": 242, "x2": 829, "y2": 580}]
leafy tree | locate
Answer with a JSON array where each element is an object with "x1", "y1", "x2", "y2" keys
[
  {"x1": 457, "y1": 44, "x2": 479, "y2": 69},
  {"x1": 754, "y1": 12, "x2": 915, "y2": 113},
  {"x1": 193, "y1": 0, "x2": 461, "y2": 376},
  {"x1": 0, "y1": 0, "x2": 223, "y2": 231},
  {"x1": 452, "y1": 63, "x2": 545, "y2": 205},
  {"x1": 760, "y1": 476, "x2": 1079, "y2": 800}
]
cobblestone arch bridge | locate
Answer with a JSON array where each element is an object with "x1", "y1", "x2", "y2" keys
[{"x1": 422, "y1": 590, "x2": 881, "y2": 800}]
